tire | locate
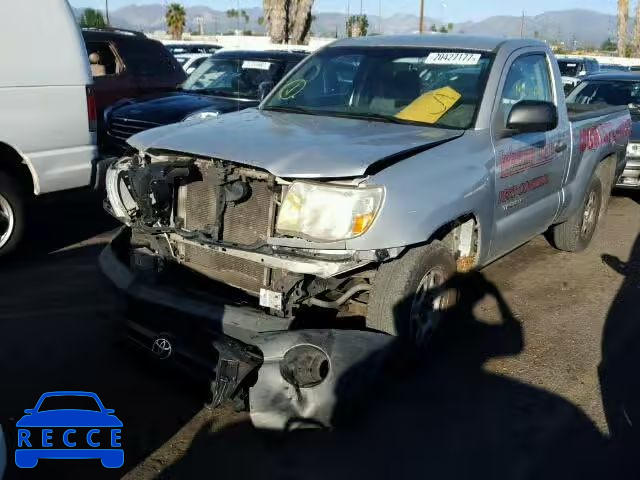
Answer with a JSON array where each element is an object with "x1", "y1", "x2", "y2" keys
[
  {"x1": 366, "y1": 241, "x2": 457, "y2": 342},
  {"x1": 0, "y1": 171, "x2": 26, "y2": 258},
  {"x1": 552, "y1": 175, "x2": 602, "y2": 252}
]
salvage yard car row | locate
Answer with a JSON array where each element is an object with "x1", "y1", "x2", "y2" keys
[{"x1": 0, "y1": 0, "x2": 638, "y2": 434}]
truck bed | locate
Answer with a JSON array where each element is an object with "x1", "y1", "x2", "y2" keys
[{"x1": 567, "y1": 103, "x2": 628, "y2": 122}]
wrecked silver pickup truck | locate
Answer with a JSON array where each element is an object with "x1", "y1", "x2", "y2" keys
[{"x1": 101, "y1": 35, "x2": 630, "y2": 428}]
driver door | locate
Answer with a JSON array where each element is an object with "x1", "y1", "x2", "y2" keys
[{"x1": 490, "y1": 52, "x2": 571, "y2": 258}]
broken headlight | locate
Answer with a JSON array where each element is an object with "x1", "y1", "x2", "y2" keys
[
  {"x1": 105, "y1": 158, "x2": 138, "y2": 225},
  {"x1": 276, "y1": 181, "x2": 384, "y2": 242}
]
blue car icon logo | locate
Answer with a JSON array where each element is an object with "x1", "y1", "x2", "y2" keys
[{"x1": 15, "y1": 391, "x2": 123, "y2": 468}]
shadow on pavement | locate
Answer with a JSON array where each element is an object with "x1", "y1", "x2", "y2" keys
[
  {"x1": 161, "y1": 271, "x2": 611, "y2": 480},
  {"x1": 0, "y1": 243, "x2": 203, "y2": 480},
  {"x1": 600, "y1": 232, "x2": 640, "y2": 471},
  {"x1": 1, "y1": 189, "x2": 118, "y2": 269}
]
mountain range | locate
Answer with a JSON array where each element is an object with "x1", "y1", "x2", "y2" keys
[{"x1": 76, "y1": 5, "x2": 623, "y2": 48}]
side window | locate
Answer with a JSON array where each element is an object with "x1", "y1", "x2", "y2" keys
[
  {"x1": 125, "y1": 40, "x2": 179, "y2": 78},
  {"x1": 86, "y1": 41, "x2": 120, "y2": 78},
  {"x1": 500, "y1": 54, "x2": 553, "y2": 124}
]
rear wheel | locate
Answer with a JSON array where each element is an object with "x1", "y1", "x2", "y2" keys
[
  {"x1": 0, "y1": 171, "x2": 26, "y2": 258},
  {"x1": 366, "y1": 241, "x2": 457, "y2": 344},
  {"x1": 552, "y1": 175, "x2": 602, "y2": 252}
]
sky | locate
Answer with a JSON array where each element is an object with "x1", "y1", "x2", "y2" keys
[{"x1": 71, "y1": 0, "x2": 621, "y2": 23}]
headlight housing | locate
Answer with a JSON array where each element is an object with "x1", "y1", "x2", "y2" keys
[
  {"x1": 105, "y1": 159, "x2": 138, "y2": 225},
  {"x1": 182, "y1": 110, "x2": 221, "y2": 122},
  {"x1": 276, "y1": 182, "x2": 384, "y2": 242},
  {"x1": 627, "y1": 142, "x2": 640, "y2": 158}
]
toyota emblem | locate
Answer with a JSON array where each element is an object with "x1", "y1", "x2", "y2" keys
[{"x1": 151, "y1": 337, "x2": 173, "y2": 360}]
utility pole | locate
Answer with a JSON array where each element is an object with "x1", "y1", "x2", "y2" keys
[
  {"x1": 520, "y1": 11, "x2": 525, "y2": 38},
  {"x1": 419, "y1": 0, "x2": 425, "y2": 34},
  {"x1": 105, "y1": 0, "x2": 110, "y2": 25},
  {"x1": 379, "y1": 0, "x2": 382, "y2": 34}
]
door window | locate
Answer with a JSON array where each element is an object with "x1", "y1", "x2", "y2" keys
[
  {"x1": 499, "y1": 54, "x2": 553, "y2": 124},
  {"x1": 86, "y1": 41, "x2": 120, "y2": 78}
]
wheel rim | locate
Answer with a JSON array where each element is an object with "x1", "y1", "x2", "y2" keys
[
  {"x1": 581, "y1": 190, "x2": 598, "y2": 238},
  {"x1": 0, "y1": 192, "x2": 15, "y2": 249},
  {"x1": 410, "y1": 267, "x2": 448, "y2": 344}
]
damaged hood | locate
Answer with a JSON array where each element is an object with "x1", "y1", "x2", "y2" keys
[{"x1": 128, "y1": 108, "x2": 464, "y2": 178}]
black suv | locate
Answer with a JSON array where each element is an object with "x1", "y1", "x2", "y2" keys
[
  {"x1": 104, "y1": 49, "x2": 307, "y2": 154},
  {"x1": 82, "y1": 28, "x2": 186, "y2": 145}
]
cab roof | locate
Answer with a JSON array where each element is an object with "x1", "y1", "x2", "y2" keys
[{"x1": 329, "y1": 34, "x2": 546, "y2": 53}]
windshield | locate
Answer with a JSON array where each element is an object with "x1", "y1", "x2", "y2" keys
[
  {"x1": 263, "y1": 47, "x2": 494, "y2": 129},
  {"x1": 182, "y1": 57, "x2": 286, "y2": 99},
  {"x1": 38, "y1": 395, "x2": 101, "y2": 412},
  {"x1": 567, "y1": 80, "x2": 640, "y2": 107},
  {"x1": 558, "y1": 60, "x2": 582, "y2": 77}
]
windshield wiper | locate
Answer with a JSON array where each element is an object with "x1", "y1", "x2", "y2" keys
[
  {"x1": 262, "y1": 105, "x2": 319, "y2": 115},
  {"x1": 323, "y1": 111, "x2": 416, "y2": 124}
]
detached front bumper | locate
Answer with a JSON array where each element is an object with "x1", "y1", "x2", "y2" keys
[
  {"x1": 617, "y1": 159, "x2": 640, "y2": 189},
  {"x1": 100, "y1": 227, "x2": 392, "y2": 429}
]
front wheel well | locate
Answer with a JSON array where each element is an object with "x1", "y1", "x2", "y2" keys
[
  {"x1": 428, "y1": 214, "x2": 480, "y2": 272},
  {"x1": 0, "y1": 142, "x2": 34, "y2": 196}
]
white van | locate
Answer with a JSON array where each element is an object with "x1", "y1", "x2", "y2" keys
[{"x1": 0, "y1": 0, "x2": 97, "y2": 256}]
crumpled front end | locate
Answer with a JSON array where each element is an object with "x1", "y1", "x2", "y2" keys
[{"x1": 104, "y1": 151, "x2": 395, "y2": 319}]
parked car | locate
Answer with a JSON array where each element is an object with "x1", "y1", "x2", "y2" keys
[
  {"x1": 164, "y1": 42, "x2": 223, "y2": 55},
  {"x1": 599, "y1": 64, "x2": 632, "y2": 72},
  {"x1": 0, "y1": 0, "x2": 98, "y2": 257},
  {"x1": 101, "y1": 35, "x2": 630, "y2": 428},
  {"x1": 567, "y1": 72, "x2": 640, "y2": 188},
  {"x1": 82, "y1": 28, "x2": 186, "y2": 145},
  {"x1": 175, "y1": 53, "x2": 212, "y2": 74},
  {"x1": 557, "y1": 56, "x2": 600, "y2": 94},
  {"x1": 103, "y1": 50, "x2": 307, "y2": 154}
]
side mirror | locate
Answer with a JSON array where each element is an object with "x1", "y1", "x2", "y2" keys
[
  {"x1": 505, "y1": 100, "x2": 558, "y2": 135},
  {"x1": 104, "y1": 409, "x2": 115, "y2": 414},
  {"x1": 258, "y1": 81, "x2": 275, "y2": 102},
  {"x1": 24, "y1": 409, "x2": 33, "y2": 414}
]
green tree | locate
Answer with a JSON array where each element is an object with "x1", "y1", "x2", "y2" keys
[
  {"x1": 447, "y1": 22, "x2": 454, "y2": 32},
  {"x1": 346, "y1": 14, "x2": 369, "y2": 37},
  {"x1": 227, "y1": 9, "x2": 249, "y2": 24},
  {"x1": 438, "y1": 25, "x2": 448, "y2": 33},
  {"x1": 601, "y1": 37, "x2": 617, "y2": 51},
  {"x1": 166, "y1": 3, "x2": 187, "y2": 40},
  {"x1": 430, "y1": 23, "x2": 437, "y2": 32},
  {"x1": 79, "y1": 8, "x2": 107, "y2": 28}
]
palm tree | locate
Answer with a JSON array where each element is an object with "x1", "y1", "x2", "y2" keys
[
  {"x1": 79, "y1": 8, "x2": 107, "y2": 28},
  {"x1": 634, "y1": 0, "x2": 640, "y2": 56},
  {"x1": 166, "y1": 3, "x2": 187, "y2": 40},
  {"x1": 263, "y1": 0, "x2": 314, "y2": 45},
  {"x1": 618, "y1": 0, "x2": 629, "y2": 57},
  {"x1": 288, "y1": 0, "x2": 314, "y2": 44},
  {"x1": 264, "y1": 0, "x2": 287, "y2": 43}
]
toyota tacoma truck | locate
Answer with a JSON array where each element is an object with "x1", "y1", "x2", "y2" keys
[{"x1": 100, "y1": 35, "x2": 630, "y2": 428}]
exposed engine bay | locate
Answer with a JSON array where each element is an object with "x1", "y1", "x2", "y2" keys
[{"x1": 105, "y1": 152, "x2": 394, "y2": 322}]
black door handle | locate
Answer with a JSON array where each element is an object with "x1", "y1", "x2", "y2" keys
[{"x1": 554, "y1": 142, "x2": 568, "y2": 153}]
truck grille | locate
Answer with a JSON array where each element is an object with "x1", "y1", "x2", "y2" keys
[
  {"x1": 177, "y1": 160, "x2": 274, "y2": 294},
  {"x1": 108, "y1": 117, "x2": 161, "y2": 145}
]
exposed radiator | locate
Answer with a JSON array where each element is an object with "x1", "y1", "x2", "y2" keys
[{"x1": 176, "y1": 160, "x2": 274, "y2": 294}]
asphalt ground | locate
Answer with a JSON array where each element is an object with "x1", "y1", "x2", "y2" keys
[{"x1": 0, "y1": 190, "x2": 639, "y2": 479}]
